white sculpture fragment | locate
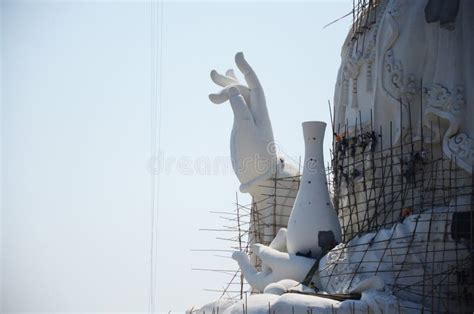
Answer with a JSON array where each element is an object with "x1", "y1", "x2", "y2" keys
[
  {"x1": 232, "y1": 244, "x2": 315, "y2": 293},
  {"x1": 209, "y1": 52, "x2": 299, "y2": 247},
  {"x1": 209, "y1": 52, "x2": 277, "y2": 194},
  {"x1": 221, "y1": 207, "x2": 465, "y2": 313},
  {"x1": 193, "y1": 0, "x2": 474, "y2": 312},
  {"x1": 286, "y1": 121, "x2": 342, "y2": 258},
  {"x1": 232, "y1": 121, "x2": 342, "y2": 292},
  {"x1": 335, "y1": 1, "x2": 474, "y2": 166}
]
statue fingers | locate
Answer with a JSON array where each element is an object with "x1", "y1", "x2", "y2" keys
[
  {"x1": 248, "y1": 91, "x2": 271, "y2": 128},
  {"x1": 234, "y1": 52, "x2": 270, "y2": 127},
  {"x1": 235, "y1": 52, "x2": 262, "y2": 90},
  {"x1": 233, "y1": 249, "x2": 281, "y2": 292},
  {"x1": 246, "y1": 269, "x2": 274, "y2": 292},
  {"x1": 252, "y1": 243, "x2": 289, "y2": 270},
  {"x1": 232, "y1": 250, "x2": 250, "y2": 265},
  {"x1": 209, "y1": 84, "x2": 250, "y2": 105},
  {"x1": 210, "y1": 69, "x2": 239, "y2": 87},
  {"x1": 269, "y1": 228, "x2": 287, "y2": 252},
  {"x1": 226, "y1": 69, "x2": 237, "y2": 80},
  {"x1": 227, "y1": 86, "x2": 254, "y2": 122}
]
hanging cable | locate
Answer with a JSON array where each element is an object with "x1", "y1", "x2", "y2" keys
[{"x1": 149, "y1": 0, "x2": 164, "y2": 313}]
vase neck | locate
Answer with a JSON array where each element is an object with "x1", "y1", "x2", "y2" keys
[{"x1": 301, "y1": 121, "x2": 327, "y2": 177}]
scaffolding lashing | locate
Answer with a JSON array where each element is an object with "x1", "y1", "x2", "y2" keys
[{"x1": 330, "y1": 103, "x2": 474, "y2": 312}]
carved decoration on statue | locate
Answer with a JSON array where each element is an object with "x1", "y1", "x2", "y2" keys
[
  {"x1": 382, "y1": 49, "x2": 417, "y2": 104},
  {"x1": 339, "y1": 1, "x2": 386, "y2": 111},
  {"x1": 447, "y1": 133, "x2": 474, "y2": 173},
  {"x1": 364, "y1": 41, "x2": 375, "y2": 93},
  {"x1": 422, "y1": 83, "x2": 472, "y2": 173},
  {"x1": 343, "y1": 53, "x2": 362, "y2": 109}
]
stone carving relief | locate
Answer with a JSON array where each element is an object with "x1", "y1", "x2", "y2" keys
[
  {"x1": 380, "y1": 2, "x2": 417, "y2": 105},
  {"x1": 447, "y1": 133, "x2": 474, "y2": 172},
  {"x1": 343, "y1": 53, "x2": 363, "y2": 109},
  {"x1": 382, "y1": 49, "x2": 417, "y2": 104},
  {"x1": 422, "y1": 83, "x2": 473, "y2": 173},
  {"x1": 339, "y1": 1, "x2": 386, "y2": 112}
]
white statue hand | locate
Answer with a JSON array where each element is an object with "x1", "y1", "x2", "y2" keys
[
  {"x1": 232, "y1": 243, "x2": 316, "y2": 292},
  {"x1": 210, "y1": 52, "x2": 276, "y2": 193}
]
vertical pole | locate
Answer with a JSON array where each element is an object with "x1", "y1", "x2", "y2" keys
[
  {"x1": 236, "y1": 192, "x2": 244, "y2": 300},
  {"x1": 273, "y1": 163, "x2": 278, "y2": 239}
]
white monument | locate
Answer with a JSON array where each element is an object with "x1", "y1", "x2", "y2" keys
[
  {"x1": 286, "y1": 121, "x2": 341, "y2": 258},
  {"x1": 191, "y1": 0, "x2": 474, "y2": 312}
]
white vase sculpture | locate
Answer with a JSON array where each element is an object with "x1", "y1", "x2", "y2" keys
[{"x1": 286, "y1": 121, "x2": 342, "y2": 258}]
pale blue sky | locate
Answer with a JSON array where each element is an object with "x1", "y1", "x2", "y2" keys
[{"x1": 1, "y1": 1, "x2": 352, "y2": 312}]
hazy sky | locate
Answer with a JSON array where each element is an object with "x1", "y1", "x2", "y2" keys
[{"x1": 1, "y1": 0, "x2": 352, "y2": 312}]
